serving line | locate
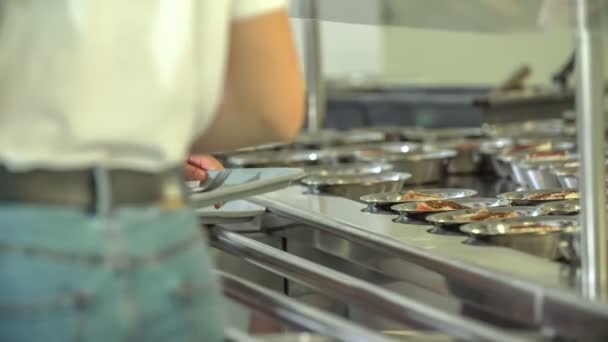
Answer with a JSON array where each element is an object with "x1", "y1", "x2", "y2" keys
[{"x1": 251, "y1": 185, "x2": 608, "y2": 340}]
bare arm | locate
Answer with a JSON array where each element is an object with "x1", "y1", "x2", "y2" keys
[{"x1": 191, "y1": 9, "x2": 304, "y2": 153}]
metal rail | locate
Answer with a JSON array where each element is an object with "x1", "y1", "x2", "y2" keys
[
  {"x1": 573, "y1": 0, "x2": 608, "y2": 301},
  {"x1": 218, "y1": 271, "x2": 390, "y2": 342},
  {"x1": 210, "y1": 226, "x2": 529, "y2": 342},
  {"x1": 301, "y1": 0, "x2": 326, "y2": 132}
]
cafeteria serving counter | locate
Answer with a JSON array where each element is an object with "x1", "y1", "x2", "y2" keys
[{"x1": 208, "y1": 175, "x2": 608, "y2": 341}]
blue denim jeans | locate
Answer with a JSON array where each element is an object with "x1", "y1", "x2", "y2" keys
[{"x1": 0, "y1": 202, "x2": 224, "y2": 341}]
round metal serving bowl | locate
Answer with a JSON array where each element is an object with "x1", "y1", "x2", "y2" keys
[
  {"x1": 391, "y1": 197, "x2": 509, "y2": 222},
  {"x1": 433, "y1": 138, "x2": 488, "y2": 174},
  {"x1": 517, "y1": 157, "x2": 578, "y2": 190},
  {"x1": 537, "y1": 199, "x2": 581, "y2": 216},
  {"x1": 360, "y1": 188, "x2": 477, "y2": 213},
  {"x1": 551, "y1": 161, "x2": 608, "y2": 189},
  {"x1": 499, "y1": 144, "x2": 576, "y2": 186},
  {"x1": 427, "y1": 206, "x2": 540, "y2": 232},
  {"x1": 479, "y1": 138, "x2": 514, "y2": 178},
  {"x1": 492, "y1": 139, "x2": 576, "y2": 182},
  {"x1": 497, "y1": 188, "x2": 580, "y2": 206},
  {"x1": 356, "y1": 147, "x2": 457, "y2": 185},
  {"x1": 301, "y1": 171, "x2": 412, "y2": 202},
  {"x1": 460, "y1": 216, "x2": 579, "y2": 260}
]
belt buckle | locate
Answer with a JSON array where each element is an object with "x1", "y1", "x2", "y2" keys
[{"x1": 159, "y1": 173, "x2": 186, "y2": 210}]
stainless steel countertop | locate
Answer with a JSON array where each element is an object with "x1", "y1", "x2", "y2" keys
[{"x1": 255, "y1": 184, "x2": 570, "y2": 292}]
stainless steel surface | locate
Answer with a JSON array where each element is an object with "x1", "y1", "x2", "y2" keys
[
  {"x1": 427, "y1": 206, "x2": 540, "y2": 231},
  {"x1": 211, "y1": 227, "x2": 527, "y2": 342},
  {"x1": 219, "y1": 271, "x2": 389, "y2": 342},
  {"x1": 497, "y1": 188, "x2": 579, "y2": 206},
  {"x1": 461, "y1": 216, "x2": 579, "y2": 260},
  {"x1": 302, "y1": 0, "x2": 325, "y2": 132},
  {"x1": 302, "y1": 171, "x2": 411, "y2": 202},
  {"x1": 391, "y1": 197, "x2": 509, "y2": 221},
  {"x1": 253, "y1": 185, "x2": 608, "y2": 340},
  {"x1": 574, "y1": 0, "x2": 608, "y2": 301},
  {"x1": 356, "y1": 149, "x2": 456, "y2": 184},
  {"x1": 538, "y1": 200, "x2": 581, "y2": 216}
]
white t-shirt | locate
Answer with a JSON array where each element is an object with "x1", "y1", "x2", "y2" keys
[{"x1": 0, "y1": 0, "x2": 286, "y2": 171}]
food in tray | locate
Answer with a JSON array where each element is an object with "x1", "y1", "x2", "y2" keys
[
  {"x1": 415, "y1": 200, "x2": 470, "y2": 212},
  {"x1": 507, "y1": 224, "x2": 562, "y2": 234},
  {"x1": 399, "y1": 191, "x2": 443, "y2": 201},
  {"x1": 454, "y1": 208, "x2": 518, "y2": 221},
  {"x1": 507, "y1": 142, "x2": 551, "y2": 154},
  {"x1": 522, "y1": 190, "x2": 579, "y2": 201},
  {"x1": 525, "y1": 150, "x2": 569, "y2": 160}
]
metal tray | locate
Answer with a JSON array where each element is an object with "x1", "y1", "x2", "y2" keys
[
  {"x1": 360, "y1": 188, "x2": 477, "y2": 212},
  {"x1": 427, "y1": 206, "x2": 540, "y2": 231},
  {"x1": 302, "y1": 171, "x2": 411, "y2": 202},
  {"x1": 391, "y1": 197, "x2": 509, "y2": 221},
  {"x1": 196, "y1": 200, "x2": 266, "y2": 225},
  {"x1": 497, "y1": 188, "x2": 579, "y2": 206},
  {"x1": 188, "y1": 168, "x2": 305, "y2": 208},
  {"x1": 355, "y1": 148, "x2": 457, "y2": 184},
  {"x1": 461, "y1": 216, "x2": 579, "y2": 260}
]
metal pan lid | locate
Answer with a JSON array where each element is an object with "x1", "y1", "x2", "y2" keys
[
  {"x1": 302, "y1": 171, "x2": 412, "y2": 187},
  {"x1": 360, "y1": 188, "x2": 477, "y2": 206},
  {"x1": 427, "y1": 206, "x2": 540, "y2": 226},
  {"x1": 391, "y1": 197, "x2": 509, "y2": 215},
  {"x1": 461, "y1": 216, "x2": 579, "y2": 236},
  {"x1": 498, "y1": 189, "x2": 579, "y2": 203}
]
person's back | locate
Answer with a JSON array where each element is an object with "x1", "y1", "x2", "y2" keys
[
  {"x1": 0, "y1": 1, "x2": 303, "y2": 341},
  {"x1": 0, "y1": 0, "x2": 303, "y2": 171}
]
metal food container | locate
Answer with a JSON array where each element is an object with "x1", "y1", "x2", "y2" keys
[
  {"x1": 356, "y1": 148, "x2": 457, "y2": 184},
  {"x1": 460, "y1": 216, "x2": 579, "y2": 260},
  {"x1": 486, "y1": 139, "x2": 575, "y2": 181},
  {"x1": 392, "y1": 197, "x2": 509, "y2": 222},
  {"x1": 426, "y1": 206, "x2": 540, "y2": 232},
  {"x1": 360, "y1": 188, "x2": 477, "y2": 212},
  {"x1": 301, "y1": 171, "x2": 412, "y2": 202},
  {"x1": 518, "y1": 158, "x2": 577, "y2": 190},
  {"x1": 498, "y1": 188, "x2": 579, "y2": 206},
  {"x1": 434, "y1": 139, "x2": 487, "y2": 174}
]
